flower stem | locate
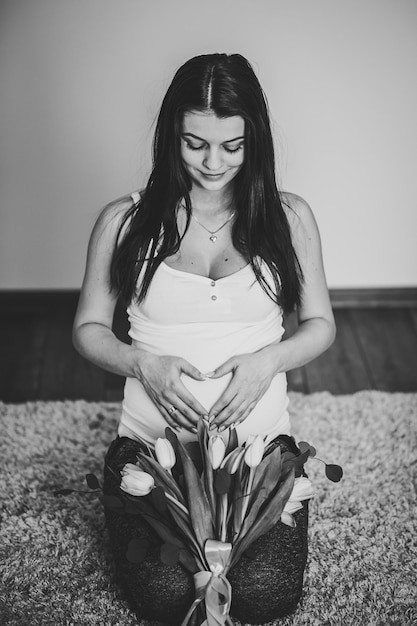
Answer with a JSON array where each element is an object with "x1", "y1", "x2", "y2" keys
[
  {"x1": 220, "y1": 494, "x2": 228, "y2": 542},
  {"x1": 165, "y1": 492, "x2": 190, "y2": 515},
  {"x1": 240, "y1": 468, "x2": 254, "y2": 525}
]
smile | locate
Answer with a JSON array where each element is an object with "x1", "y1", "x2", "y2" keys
[{"x1": 200, "y1": 172, "x2": 225, "y2": 180}]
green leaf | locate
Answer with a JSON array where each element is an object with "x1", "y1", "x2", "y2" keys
[
  {"x1": 185, "y1": 441, "x2": 203, "y2": 474},
  {"x1": 238, "y1": 447, "x2": 283, "y2": 536},
  {"x1": 175, "y1": 432, "x2": 214, "y2": 549},
  {"x1": 251, "y1": 446, "x2": 282, "y2": 496},
  {"x1": 156, "y1": 500, "x2": 205, "y2": 570},
  {"x1": 231, "y1": 460, "x2": 248, "y2": 539},
  {"x1": 100, "y1": 494, "x2": 124, "y2": 510},
  {"x1": 124, "y1": 499, "x2": 143, "y2": 515},
  {"x1": 165, "y1": 427, "x2": 178, "y2": 448},
  {"x1": 138, "y1": 453, "x2": 186, "y2": 505},
  {"x1": 226, "y1": 425, "x2": 238, "y2": 455},
  {"x1": 230, "y1": 465, "x2": 295, "y2": 569},
  {"x1": 214, "y1": 468, "x2": 232, "y2": 494},
  {"x1": 185, "y1": 441, "x2": 201, "y2": 461},
  {"x1": 151, "y1": 486, "x2": 168, "y2": 512},
  {"x1": 274, "y1": 434, "x2": 299, "y2": 454},
  {"x1": 126, "y1": 538, "x2": 148, "y2": 563},
  {"x1": 85, "y1": 473, "x2": 101, "y2": 490},
  {"x1": 160, "y1": 543, "x2": 180, "y2": 566},
  {"x1": 282, "y1": 449, "x2": 310, "y2": 475},
  {"x1": 198, "y1": 419, "x2": 216, "y2": 519},
  {"x1": 298, "y1": 441, "x2": 316, "y2": 457},
  {"x1": 121, "y1": 492, "x2": 200, "y2": 571},
  {"x1": 325, "y1": 464, "x2": 343, "y2": 482},
  {"x1": 53, "y1": 488, "x2": 74, "y2": 496}
]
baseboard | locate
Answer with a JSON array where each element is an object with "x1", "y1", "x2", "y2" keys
[
  {"x1": 0, "y1": 289, "x2": 80, "y2": 310},
  {"x1": 0, "y1": 287, "x2": 416, "y2": 309},
  {"x1": 329, "y1": 287, "x2": 417, "y2": 308}
]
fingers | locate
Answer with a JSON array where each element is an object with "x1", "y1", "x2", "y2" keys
[
  {"x1": 164, "y1": 358, "x2": 209, "y2": 417},
  {"x1": 159, "y1": 402, "x2": 198, "y2": 434},
  {"x1": 156, "y1": 389, "x2": 206, "y2": 434},
  {"x1": 160, "y1": 382, "x2": 209, "y2": 434},
  {"x1": 210, "y1": 395, "x2": 258, "y2": 432},
  {"x1": 206, "y1": 358, "x2": 235, "y2": 379},
  {"x1": 137, "y1": 354, "x2": 210, "y2": 433},
  {"x1": 180, "y1": 359, "x2": 209, "y2": 382}
]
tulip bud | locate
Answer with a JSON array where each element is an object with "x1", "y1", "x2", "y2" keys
[
  {"x1": 221, "y1": 447, "x2": 245, "y2": 474},
  {"x1": 244, "y1": 435, "x2": 265, "y2": 468},
  {"x1": 120, "y1": 463, "x2": 155, "y2": 496},
  {"x1": 155, "y1": 437, "x2": 176, "y2": 470},
  {"x1": 282, "y1": 476, "x2": 314, "y2": 516},
  {"x1": 280, "y1": 511, "x2": 297, "y2": 527},
  {"x1": 208, "y1": 435, "x2": 226, "y2": 470},
  {"x1": 289, "y1": 476, "x2": 315, "y2": 502}
]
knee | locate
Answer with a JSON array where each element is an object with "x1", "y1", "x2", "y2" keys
[{"x1": 229, "y1": 561, "x2": 304, "y2": 623}]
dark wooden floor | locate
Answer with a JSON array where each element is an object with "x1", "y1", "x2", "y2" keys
[{"x1": 1, "y1": 291, "x2": 417, "y2": 403}]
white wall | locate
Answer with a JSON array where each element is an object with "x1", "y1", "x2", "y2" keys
[{"x1": 1, "y1": 0, "x2": 416, "y2": 289}]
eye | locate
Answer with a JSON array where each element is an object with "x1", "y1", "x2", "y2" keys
[
  {"x1": 224, "y1": 144, "x2": 244, "y2": 154},
  {"x1": 185, "y1": 142, "x2": 205, "y2": 151}
]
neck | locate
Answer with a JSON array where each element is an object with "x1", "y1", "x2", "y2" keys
[{"x1": 188, "y1": 187, "x2": 234, "y2": 216}]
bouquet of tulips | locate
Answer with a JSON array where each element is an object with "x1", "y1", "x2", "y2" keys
[{"x1": 56, "y1": 421, "x2": 342, "y2": 626}]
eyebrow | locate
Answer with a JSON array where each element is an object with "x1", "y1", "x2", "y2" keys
[{"x1": 182, "y1": 132, "x2": 245, "y2": 144}]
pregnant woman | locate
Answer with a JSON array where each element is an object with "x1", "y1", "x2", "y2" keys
[{"x1": 73, "y1": 53, "x2": 335, "y2": 624}]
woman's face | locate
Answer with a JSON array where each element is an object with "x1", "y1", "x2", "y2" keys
[{"x1": 180, "y1": 111, "x2": 245, "y2": 193}]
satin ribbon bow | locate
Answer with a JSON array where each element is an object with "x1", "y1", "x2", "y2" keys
[{"x1": 181, "y1": 540, "x2": 233, "y2": 626}]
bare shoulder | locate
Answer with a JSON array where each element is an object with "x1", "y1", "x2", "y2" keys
[
  {"x1": 280, "y1": 191, "x2": 319, "y2": 238},
  {"x1": 94, "y1": 194, "x2": 134, "y2": 236},
  {"x1": 86, "y1": 194, "x2": 135, "y2": 256},
  {"x1": 280, "y1": 191, "x2": 314, "y2": 223}
]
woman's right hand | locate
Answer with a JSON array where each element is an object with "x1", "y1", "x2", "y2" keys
[{"x1": 130, "y1": 349, "x2": 209, "y2": 433}]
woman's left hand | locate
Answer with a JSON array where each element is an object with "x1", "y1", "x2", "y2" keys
[{"x1": 207, "y1": 347, "x2": 279, "y2": 430}]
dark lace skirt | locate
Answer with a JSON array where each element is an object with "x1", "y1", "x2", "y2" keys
[{"x1": 103, "y1": 436, "x2": 309, "y2": 625}]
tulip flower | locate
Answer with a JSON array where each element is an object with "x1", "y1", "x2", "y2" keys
[
  {"x1": 208, "y1": 435, "x2": 226, "y2": 470},
  {"x1": 120, "y1": 463, "x2": 155, "y2": 496},
  {"x1": 244, "y1": 435, "x2": 265, "y2": 468},
  {"x1": 155, "y1": 437, "x2": 176, "y2": 470},
  {"x1": 221, "y1": 446, "x2": 245, "y2": 474},
  {"x1": 281, "y1": 477, "x2": 314, "y2": 526}
]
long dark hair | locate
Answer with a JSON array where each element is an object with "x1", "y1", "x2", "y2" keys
[{"x1": 110, "y1": 53, "x2": 303, "y2": 313}]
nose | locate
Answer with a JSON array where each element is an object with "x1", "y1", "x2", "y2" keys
[{"x1": 203, "y1": 147, "x2": 222, "y2": 172}]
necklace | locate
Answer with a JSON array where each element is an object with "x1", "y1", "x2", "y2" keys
[{"x1": 191, "y1": 210, "x2": 236, "y2": 243}]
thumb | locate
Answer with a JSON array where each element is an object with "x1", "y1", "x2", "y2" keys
[
  {"x1": 179, "y1": 359, "x2": 207, "y2": 381},
  {"x1": 206, "y1": 358, "x2": 235, "y2": 379}
]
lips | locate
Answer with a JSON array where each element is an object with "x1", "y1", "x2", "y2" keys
[{"x1": 201, "y1": 172, "x2": 225, "y2": 179}]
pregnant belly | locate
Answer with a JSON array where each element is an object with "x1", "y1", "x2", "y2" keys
[
  {"x1": 181, "y1": 373, "x2": 233, "y2": 414},
  {"x1": 121, "y1": 372, "x2": 290, "y2": 445}
]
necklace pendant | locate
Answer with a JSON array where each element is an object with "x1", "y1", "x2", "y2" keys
[{"x1": 209, "y1": 234, "x2": 217, "y2": 243}]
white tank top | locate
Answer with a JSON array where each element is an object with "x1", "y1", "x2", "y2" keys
[{"x1": 118, "y1": 195, "x2": 291, "y2": 444}]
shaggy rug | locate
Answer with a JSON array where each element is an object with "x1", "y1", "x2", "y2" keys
[{"x1": 0, "y1": 392, "x2": 416, "y2": 626}]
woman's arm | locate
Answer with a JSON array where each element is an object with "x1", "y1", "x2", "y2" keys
[
  {"x1": 209, "y1": 194, "x2": 336, "y2": 429},
  {"x1": 73, "y1": 197, "x2": 208, "y2": 432},
  {"x1": 266, "y1": 192, "x2": 336, "y2": 370},
  {"x1": 73, "y1": 197, "x2": 134, "y2": 375}
]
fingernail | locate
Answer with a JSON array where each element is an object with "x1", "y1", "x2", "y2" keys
[
  {"x1": 191, "y1": 427, "x2": 198, "y2": 434},
  {"x1": 209, "y1": 423, "x2": 217, "y2": 431},
  {"x1": 208, "y1": 414, "x2": 216, "y2": 423},
  {"x1": 204, "y1": 371, "x2": 215, "y2": 378},
  {"x1": 218, "y1": 425, "x2": 227, "y2": 432}
]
